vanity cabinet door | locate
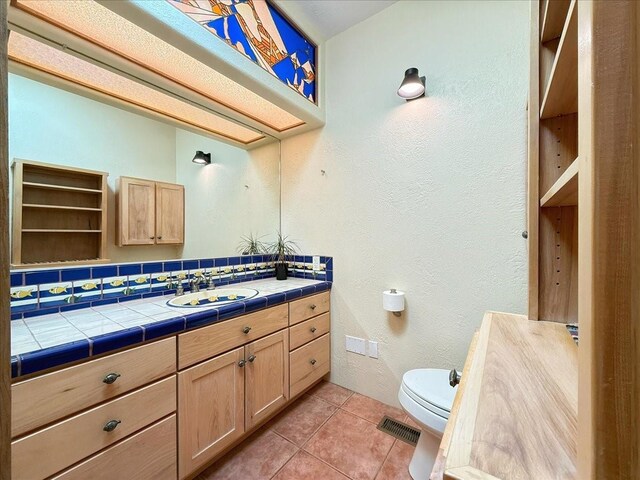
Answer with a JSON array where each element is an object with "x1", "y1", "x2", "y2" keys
[
  {"x1": 245, "y1": 330, "x2": 289, "y2": 430},
  {"x1": 117, "y1": 177, "x2": 156, "y2": 246},
  {"x1": 178, "y1": 347, "x2": 245, "y2": 479},
  {"x1": 155, "y1": 182, "x2": 184, "y2": 245}
]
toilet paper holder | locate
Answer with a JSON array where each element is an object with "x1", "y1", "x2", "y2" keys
[{"x1": 384, "y1": 288, "x2": 404, "y2": 317}]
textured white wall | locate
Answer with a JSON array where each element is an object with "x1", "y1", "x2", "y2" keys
[
  {"x1": 281, "y1": 0, "x2": 529, "y2": 406},
  {"x1": 175, "y1": 130, "x2": 280, "y2": 258}
]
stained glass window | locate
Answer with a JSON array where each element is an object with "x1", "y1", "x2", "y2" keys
[{"x1": 167, "y1": 0, "x2": 317, "y2": 104}]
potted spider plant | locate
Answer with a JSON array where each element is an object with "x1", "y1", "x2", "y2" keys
[
  {"x1": 268, "y1": 232, "x2": 298, "y2": 280},
  {"x1": 236, "y1": 232, "x2": 267, "y2": 255}
]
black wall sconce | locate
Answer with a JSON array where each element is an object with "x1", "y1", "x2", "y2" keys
[
  {"x1": 397, "y1": 68, "x2": 426, "y2": 101},
  {"x1": 192, "y1": 151, "x2": 211, "y2": 165}
]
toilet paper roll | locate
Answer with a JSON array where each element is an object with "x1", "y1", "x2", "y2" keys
[{"x1": 383, "y1": 289, "x2": 405, "y2": 312}]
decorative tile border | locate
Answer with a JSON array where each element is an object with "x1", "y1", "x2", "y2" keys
[{"x1": 10, "y1": 255, "x2": 333, "y2": 318}]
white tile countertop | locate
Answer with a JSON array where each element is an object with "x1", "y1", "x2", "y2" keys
[{"x1": 11, "y1": 278, "x2": 326, "y2": 357}]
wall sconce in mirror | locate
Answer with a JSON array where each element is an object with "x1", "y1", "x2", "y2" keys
[
  {"x1": 192, "y1": 151, "x2": 211, "y2": 165},
  {"x1": 397, "y1": 68, "x2": 426, "y2": 101}
]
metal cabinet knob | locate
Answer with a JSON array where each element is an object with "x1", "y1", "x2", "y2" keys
[
  {"x1": 103, "y1": 373, "x2": 121, "y2": 385},
  {"x1": 103, "y1": 420, "x2": 121, "y2": 432},
  {"x1": 158, "y1": 236, "x2": 163, "y2": 240},
  {"x1": 310, "y1": 304, "x2": 316, "y2": 310},
  {"x1": 310, "y1": 358, "x2": 317, "y2": 365},
  {"x1": 243, "y1": 326, "x2": 252, "y2": 334},
  {"x1": 248, "y1": 354, "x2": 256, "y2": 363},
  {"x1": 238, "y1": 360, "x2": 246, "y2": 367},
  {"x1": 310, "y1": 327, "x2": 317, "y2": 333},
  {"x1": 449, "y1": 369, "x2": 461, "y2": 387},
  {"x1": 149, "y1": 236, "x2": 155, "y2": 240}
]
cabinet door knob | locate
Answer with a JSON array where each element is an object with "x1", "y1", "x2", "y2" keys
[
  {"x1": 243, "y1": 326, "x2": 252, "y2": 334},
  {"x1": 102, "y1": 373, "x2": 121, "y2": 384},
  {"x1": 238, "y1": 360, "x2": 246, "y2": 367},
  {"x1": 149, "y1": 236, "x2": 155, "y2": 239},
  {"x1": 310, "y1": 327, "x2": 317, "y2": 333},
  {"x1": 310, "y1": 304, "x2": 316, "y2": 310},
  {"x1": 158, "y1": 236, "x2": 163, "y2": 240},
  {"x1": 310, "y1": 358, "x2": 317, "y2": 365},
  {"x1": 248, "y1": 354, "x2": 256, "y2": 363},
  {"x1": 103, "y1": 420, "x2": 121, "y2": 432}
]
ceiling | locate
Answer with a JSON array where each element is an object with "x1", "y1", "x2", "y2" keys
[{"x1": 274, "y1": 0, "x2": 397, "y2": 43}]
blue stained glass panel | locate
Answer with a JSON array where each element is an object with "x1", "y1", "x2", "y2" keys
[{"x1": 167, "y1": 0, "x2": 317, "y2": 103}]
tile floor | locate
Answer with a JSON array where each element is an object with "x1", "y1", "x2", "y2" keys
[{"x1": 196, "y1": 381, "x2": 416, "y2": 480}]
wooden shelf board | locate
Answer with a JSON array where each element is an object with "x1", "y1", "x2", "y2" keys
[
  {"x1": 540, "y1": 0, "x2": 572, "y2": 42},
  {"x1": 444, "y1": 312, "x2": 577, "y2": 479},
  {"x1": 540, "y1": 157, "x2": 579, "y2": 207},
  {"x1": 11, "y1": 258, "x2": 111, "y2": 269},
  {"x1": 22, "y1": 182, "x2": 103, "y2": 194},
  {"x1": 22, "y1": 229, "x2": 102, "y2": 233},
  {"x1": 23, "y1": 204, "x2": 102, "y2": 212},
  {"x1": 540, "y1": 0, "x2": 577, "y2": 120}
]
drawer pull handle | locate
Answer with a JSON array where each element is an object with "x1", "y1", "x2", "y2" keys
[
  {"x1": 248, "y1": 354, "x2": 256, "y2": 363},
  {"x1": 243, "y1": 326, "x2": 252, "y2": 334},
  {"x1": 238, "y1": 359, "x2": 247, "y2": 367},
  {"x1": 103, "y1": 373, "x2": 121, "y2": 384},
  {"x1": 310, "y1": 327, "x2": 317, "y2": 333},
  {"x1": 103, "y1": 420, "x2": 121, "y2": 432},
  {"x1": 310, "y1": 358, "x2": 317, "y2": 365},
  {"x1": 310, "y1": 304, "x2": 317, "y2": 310}
]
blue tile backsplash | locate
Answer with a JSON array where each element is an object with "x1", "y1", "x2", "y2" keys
[{"x1": 10, "y1": 255, "x2": 333, "y2": 318}]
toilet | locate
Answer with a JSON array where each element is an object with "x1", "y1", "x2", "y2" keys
[{"x1": 398, "y1": 369, "x2": 457, "y2": 480}]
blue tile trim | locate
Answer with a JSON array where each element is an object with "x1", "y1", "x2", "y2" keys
[
  {"x1": 11, "y1": 357, "x2": 20, "y2": 377},
  {"x1": 183, "y1": 260, "x2": 198, "y2": 270},
  {"x1": 214, "y1": 257, "x2": 228, "y2": 267},
  {"x1": 144, "y1": 317, "x2": 186, "y2": 341},
  {"x1": 11, "y1": 272, "x2": 24, "y2": 287},
  {"x1": 91, "y1": 265, "x2": 117, "y2": 279},
  {"x1": 199, "y1": 258, "x2": 213, "y2": 268},
  {"x1": 25, "y1": 270, "x2": 58, "y2": 286},
  {"x1": 185, "y1": 309, "x2": 219, "y2": 329},
  {"x1": 11, "y1": 313, "x2": 23, "y2": 321},
  {"x1": 19, "y1": 340, "x2": 91, "y2": 376},
  {"x1": 266, "y1": 292, "x2": 286, "y2": 306},
  {"x1": 218, "y1": 301, "x2": 245, "y2": 320},
  {"x1": 142, "y1": 262, "x2": 163, "y2": 274},
  {"x1": 285, "y1": 289, "x2": 303, "y2": 301},
  {"x1": 243, "y1": 297, "x2": 267, "y2": 314},
  {"x1": 61, "y1": 268, "x2": 90, "y2": 282},
  {"x1": 118, "y1": 264, "x2": 141, "y2": 276},
  {"x1": 91, "y1": 327, "x2": 144, "y2": 355}
]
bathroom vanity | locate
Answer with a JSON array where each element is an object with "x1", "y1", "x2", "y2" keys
[{"x1": 10, "y1": 285, "x2": 331, "y2": 480}]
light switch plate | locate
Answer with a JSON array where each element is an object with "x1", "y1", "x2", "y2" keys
[
  {"x1": 346, "y1": 335, "x2": 366, "y2": 355},
  {"x1": 312, "y1": 255, "x2": 321, "y2": 270},
  {"x1": 368, "y1": 341, "x2": 379, "y2": 359}
]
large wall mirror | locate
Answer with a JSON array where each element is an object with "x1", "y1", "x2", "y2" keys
[{"x1": 8, "y1": 70, "x2": 281, "y2": 267}]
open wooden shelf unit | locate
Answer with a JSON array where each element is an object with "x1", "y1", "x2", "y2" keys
[{"x1": 11, "y1": 159, "x2": 109, "y2": 268}]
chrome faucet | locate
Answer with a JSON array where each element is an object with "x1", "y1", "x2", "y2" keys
[
  {"x1": 205, "y1": 273, "x2": 216, "y2": 290},
  {"x1": 190, "y1": 276, "x2": 203, "y2": 293}
]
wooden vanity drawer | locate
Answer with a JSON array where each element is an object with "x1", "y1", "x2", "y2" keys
[
  {"x1": 51, "y1": 415, "x2": 176, "y2": 480},
  {"x1": 289, "y1": 292, "x2": 330, "y2": 325},
  {"x1": 289, "y1": 313, "x2": 330, "y2": 350},
  {"x1": 178, "y1": 304, "x2": 288, "y2": 369},
  {"x1": 12, "y1": 337, "x2": 176, "y2": 437},
  {"x1": 290, "y1": 333, "x2": 330, "y2": 398},
  {"x1": 12, "y1": 376, "x2": 176, "y2": 480}
]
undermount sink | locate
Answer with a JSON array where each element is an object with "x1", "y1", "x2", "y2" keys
[{"x1": 166, "y1": 288, "x2": 259, "y2": 308}]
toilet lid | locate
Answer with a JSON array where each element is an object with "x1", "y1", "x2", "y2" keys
[{"x1": 401, "y1": 369, "x2": 457, "y2": 417}]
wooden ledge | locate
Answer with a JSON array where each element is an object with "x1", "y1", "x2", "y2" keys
[{"x1": 442, "y1": 311, "x2": 577, "y2": 479}]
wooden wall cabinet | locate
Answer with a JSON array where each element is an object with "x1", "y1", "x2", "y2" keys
[
  {"x1": 11, "y1": 159, "x2": 108, "y2": 268},
  {"x1": 116, "y1": 176, "x2": 184, "y2": 246}
]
